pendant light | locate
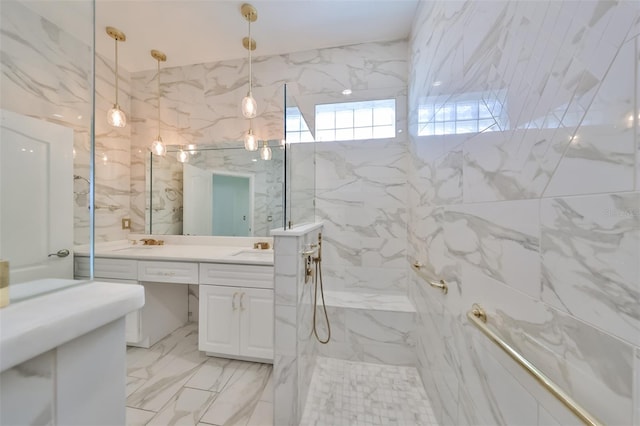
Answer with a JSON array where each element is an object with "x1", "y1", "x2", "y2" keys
[
  {"x1": 260, "y1": 140, "x2": 272, "y2": 161},
  {"x1": 149, "y1": 49, "x2": 167, "y2": 156},
  {"x1": 244, "y1": 122, "x2": 258, "y2": 151},
  {"x1": 241, "y1": 4, "x2": 258, "y2": 119},
  {"x1": 106, "y1": 27, "x2": 127, "y2": 128},
  {"x1": 177, "y1": 147, "x2": 189, "y2": 163}
]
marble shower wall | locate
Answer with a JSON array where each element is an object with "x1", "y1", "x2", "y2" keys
[
  {"x1": 1, "y1": 1, "x2": 132, "y2": 246},
  {"x1": 129, "y1": 40, "x2": 408, "y2": 234},
  {"x1": 408, "y1": 1, "x2": 640, "y2": 425}
]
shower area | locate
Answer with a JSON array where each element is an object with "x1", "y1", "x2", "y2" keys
[
  {"x1": 276, "y1": 78, "x2": 437, "y2": 424},
  {"x1": 276, "y1": 1, "x2": 640, "y2": 425}
]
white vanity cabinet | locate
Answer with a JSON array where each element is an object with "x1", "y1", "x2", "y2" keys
[{"x1": 199, "y1": 263, "x2": 274, "y2": 362}]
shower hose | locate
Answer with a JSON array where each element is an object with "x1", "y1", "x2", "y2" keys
[{"x1": 312, "y1": 255, "x2": 331, "y2": 344}]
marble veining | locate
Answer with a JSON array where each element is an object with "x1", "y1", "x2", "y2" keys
[{"x1": 126, "y1": 323, "x2": 273, "y2": 426}]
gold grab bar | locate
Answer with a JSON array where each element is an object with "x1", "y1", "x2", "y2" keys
[
  {"x1": 411, "y1": 260, "x2": 448, "y2": 294},
  {"x1": 467, "y1": 304, "x2": 603, "y2": 426}
]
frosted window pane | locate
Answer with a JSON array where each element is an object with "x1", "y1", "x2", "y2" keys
[
  {"x1": 316, "y1": 111, "x2": 335, "y2": 130},
  {"x1": 355, "y1": 109, "x2": 373, "y2": 127},
  {"x1": 418, "y1": 106, "x2": 432, "y2": 123},
  {"x1": 335, "y1": 110, "x2": 354, "y2": 129},
  {"x1": 336, "y1": 128, "x2": 354, "y2": 140},
  {"x1": 286, "y1": 116, "x2": 300, "y2": 132},
  {"x1": 478, "y1": 102, "x2": 492, "y2": 119},
  {"x1": 443, "y1": 122, "x2": 456, "y2": 134},
  {"x1": 354, "y1": 127, "x2": 373, "y2": 140},
  {"x1": 456, "y1": 102, "x2": 477, "y2": 120},
  {"x1": 373, "y1": 107, "x2": 394, "y2": 126}
]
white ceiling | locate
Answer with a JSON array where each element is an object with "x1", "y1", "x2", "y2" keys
[{"x1": 24, "y1": 0, "x2": 419, "y2": 73}]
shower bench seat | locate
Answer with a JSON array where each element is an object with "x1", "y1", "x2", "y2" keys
[{"x1": 315, "y1": 290, "x2": 417, "y2": 366}]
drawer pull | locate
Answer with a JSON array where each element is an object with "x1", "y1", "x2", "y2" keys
[
  {"x1": 240, "y1": 292, "x2": 246, "y2": 311},
  {"x1": 158, "y1": 271, "x2": 176, "y2": 277},
  {"x1": 232, "y1": 292, "x2": 238, "y2": 311}
]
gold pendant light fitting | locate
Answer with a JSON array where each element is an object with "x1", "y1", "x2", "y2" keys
[
  {"x1": 151, "y1": 49, "x2": 167, "y2": 62},
  {"x1": 106, "y1": 26, "x2": 126, "y2": 42},
  {"x1": 241, "y1": 3, "x2": 258, "y2": 22}
]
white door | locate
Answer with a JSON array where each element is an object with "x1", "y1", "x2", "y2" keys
[
  {"x1": 183, "y1": 163, "x2": 213, "y2": 235},
  {"x1": 240, "y1": 287, "x2": 274, "y2": 359},
  {"x1": 0, "y1": 109, "x2": 73, "y2": 284},
  {"x1": 199, "y1": 285, "x2": 240, "y2": 355}
]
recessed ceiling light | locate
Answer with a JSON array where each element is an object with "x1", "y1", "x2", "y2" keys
[
  {"x1": 342, "y1": 89, "x2": 352, "y2": 95},
  {"x1": 432, "y1": 81, "x2": 442, "y2": 87}
]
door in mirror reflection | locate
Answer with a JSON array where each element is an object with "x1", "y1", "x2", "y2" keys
[
  {"x1": 0, "y1": 109, "x2": 73, "y2": 283},
  {"x1": 212, "y1": 173, "x2": 252, "y2": 237},
  {"x1": 183, "y1": 165, "x2": 253, "y2": 236}
]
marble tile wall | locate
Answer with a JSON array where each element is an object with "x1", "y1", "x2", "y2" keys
[
  {"x1": 1, "y1": 1, "x2": 132, "y2": 246},
  {"x1": 408, "y1": 1, "x2": 640, "y2": 425}
]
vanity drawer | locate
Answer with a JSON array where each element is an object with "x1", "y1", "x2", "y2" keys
[
  {"x1": 138, "y1": 261, "x2": 198, "y2": 284},
  {"x1": 74, "y1": 257, "x2": 138, "y2": 280},
  {"x1": 200, "y1": 263, "x2": 274, "y2": 289}
]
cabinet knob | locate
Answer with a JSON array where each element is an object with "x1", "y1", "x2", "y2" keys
[{"x1": 240, "y1": 292, "x2": 246, "y2": 311}]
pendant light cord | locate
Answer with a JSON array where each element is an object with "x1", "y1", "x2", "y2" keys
[
  {"x1": 248, "y1": 16, "x2": 252, "y2": 92},
  {"x1": 114, "y1": 38, "x2": 119, "y2": 105},
  {"x1": 157, "y1": 58, "x2": 160, "y2": 137}
]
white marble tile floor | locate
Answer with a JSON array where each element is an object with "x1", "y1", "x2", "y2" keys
[
  {"x1": 300, "y1": 357, "x2": 439, "y2": 426},
  {"x1": 125, "y1": 323, "x2": 273, "y2": 426}
]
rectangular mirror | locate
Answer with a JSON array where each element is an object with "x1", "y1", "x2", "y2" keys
[{"x1": 147, "y1": 143, "x2": 284, "y2": 237}]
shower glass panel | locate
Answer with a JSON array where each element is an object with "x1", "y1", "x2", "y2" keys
[
  {"x1": 284, "y1": 83, "x2": 316, "y2": 229},
  {"x1": 0, "y1": 0, "x2": 95, "y2": 288}
]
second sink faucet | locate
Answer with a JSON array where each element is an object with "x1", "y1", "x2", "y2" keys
[
  {"x1": 253, "y1": 241, "x2": 270, "y2": 250},
  {"x1": 140, "y1": 238, "x2": 164, "y2": 246}
]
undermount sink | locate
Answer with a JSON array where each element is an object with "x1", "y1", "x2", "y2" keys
[
  {"x1": 232, "y1": 249, "x2": 273, "y2": 257},
  {"x1": 112, "y1": 246, "x2": 156, "y2": 252}
]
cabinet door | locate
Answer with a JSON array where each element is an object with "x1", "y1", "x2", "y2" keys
[
  {"x1": 199, "y1": 285, "x2": 240, "y2": 355},
  {"x1": 239, "y1": 288, "x2": 274, "y2": 360}
]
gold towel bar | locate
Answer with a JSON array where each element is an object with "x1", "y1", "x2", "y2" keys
[{"x1": 467, "y1": 304, "x2": 603, "y2": 426}]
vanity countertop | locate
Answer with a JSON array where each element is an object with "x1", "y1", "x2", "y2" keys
[
  {"x1": 0, "y1": 279, "x2": 144, "y2": 372},
  {"x1": 74, "y1": 240, "x2": 274, "y2": 266}
]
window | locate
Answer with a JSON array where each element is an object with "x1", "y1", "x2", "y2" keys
[
  {"x1": 418, "y1": 93, "x2": 508, "y2": 136},
  {"x1": 315, "y1": 99, "x2": 396, "y2": 142},
  {"x1": 285, "y1": 107, "x2": 314, "y2": 143}
]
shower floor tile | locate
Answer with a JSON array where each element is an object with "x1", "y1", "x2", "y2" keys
[{"x1": 300, "y1": 357, "x2": 439, "y2": 426}]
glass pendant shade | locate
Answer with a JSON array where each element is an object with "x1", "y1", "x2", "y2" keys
[
  {"x1": 244, "y1": 129, "x2": 258, "y2": 151},
  {"x1": 241, "y1": 92, "x2": 257, "y2": 118},
  {"x1": 150, "y1": 137, "x2": 166, "y2": 157},
  {"x1": 107, "y1": 105, "x2": 126, "y2": 128},
  {"x1": 177, "y1": 149, "x2": 189, "y2": 163},
  {"x1": 260, "y1": 141, "x2": 272, "y2": 161}
]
